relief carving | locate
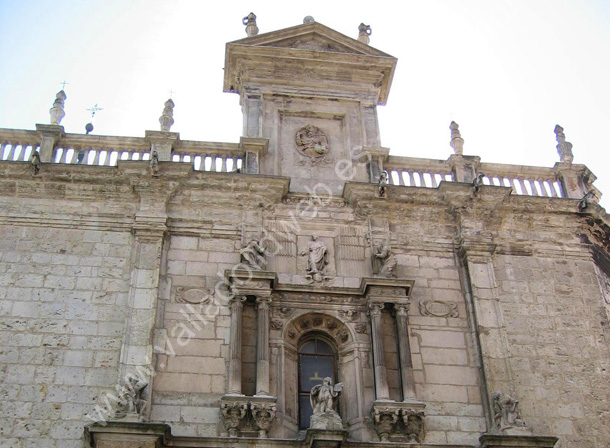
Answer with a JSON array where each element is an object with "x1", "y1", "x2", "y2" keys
[
  {"x1": 419, "y1": 300, "x2": 459, "y2": 318},
  {"x1": 492, "y1": 391, "x2": 526, "y2": 431},
  {"x1": 355, "y1": 323, "x2": 368, "y2": 334},
  {"x1": 295, "y1": 125, "x2": 330, "y2": 164},
  {"x1": 270, "y1": 319, "x2": 283, "y2": 331},
  {"x1": 175, "y1": 287, "x2": 212, "y2": 305},
  {"x1": 240, "y1": 236, "x2": 266, "y2": 271}
]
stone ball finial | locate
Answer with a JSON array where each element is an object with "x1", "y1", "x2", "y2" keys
[
  {"x1": 449, "y1": 121, "x2": 464, "y2": 155},
  {"x1": 49, "y1": 90, "x2": 67, "y2": 125},
  {"x1": 358, "y1": 23, "x2": 372, "y2": 45},
  {"x1": 243, "y1": 12, "x2": 259, "y2": 37},
  {"x1": 554, "y1": 124, "x2": 573, "y2": 164},
  {"x1": 159, "y1": 98, "x2": 175, "y2": 132},
  {"x1": 303, "y1": 16, "x2": 315, "y2": 24}
]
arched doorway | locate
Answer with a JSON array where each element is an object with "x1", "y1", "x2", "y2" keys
[{"x1": 298, "y1": 336, "x2": 338, "y2": 429}]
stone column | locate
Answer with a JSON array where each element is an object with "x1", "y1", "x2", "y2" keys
[
  {"x1": 368, "y1": 302, "x2": 390, "y2": 400},
  {"x1": 394, "y1": 303, "x2": 416, "y2": 401},
  {"x1": 228, "y1": 296, "x2": 246, "y2": 395},
  {"x1": 256, "y1": 295, "x2": 271, "y2": 396}
]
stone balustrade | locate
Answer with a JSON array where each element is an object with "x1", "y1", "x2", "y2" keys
[
  {"x1": 173, "y1": 140, "x2": 243, "y2": 172},
  {"x1": 0, "y1": 126, "x2": 600, "y2": 202},
  {"x1": 384, "y1": 155, "x2": 454, "y2": 188}
]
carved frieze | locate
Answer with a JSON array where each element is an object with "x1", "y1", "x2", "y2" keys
[
  {"x1": 276, "y1": 292, "x2": 363, "y2": 305},
  {"x1": 419, "y1": 300, "x2": 459, "y2": 318}
]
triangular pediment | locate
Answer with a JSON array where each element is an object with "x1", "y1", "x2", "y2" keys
[{"x1": 228, "y1": 21, "x2": 393, "y2": 58}]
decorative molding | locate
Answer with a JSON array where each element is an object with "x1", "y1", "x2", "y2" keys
[{"x1": 419, "y1": 300, "x2": 458, "y2": 318}]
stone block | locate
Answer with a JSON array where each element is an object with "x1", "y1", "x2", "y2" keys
[
  {"x1": 417, "y1": 330, "x2": 466, "y2": 348},
  {"x1": 425, "y1": 365, "x2": 479, "y2": 386}
]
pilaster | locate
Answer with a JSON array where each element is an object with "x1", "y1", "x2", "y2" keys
[
  {"x1": 35, "y1": 123, "x2": 64, "y2": 163},
  {"x1": 145, "y1": 130, "x2": 180, "y2": 162},
  {"x1": 239, "y1": 136, "x2": 268, "y2": 174}
]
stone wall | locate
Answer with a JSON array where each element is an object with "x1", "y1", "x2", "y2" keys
[
  {"x1": 494, "y1": 253, "x2": 610, "y2": 447},
  {"x1": 0, "y1": 224, "x2": 132, "y2": 448}
]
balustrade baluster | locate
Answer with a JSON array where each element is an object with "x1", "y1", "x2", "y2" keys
[{"x1": 221, "y1": 156, "x2": 227, "y2": 172}]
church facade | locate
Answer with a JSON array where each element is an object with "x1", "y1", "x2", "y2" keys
[{"x1": 0, "y1": 16, "x2": 609, "y2": 448}]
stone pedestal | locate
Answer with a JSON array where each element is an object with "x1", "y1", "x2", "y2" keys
[
  {"x1": 85, "y1": 422, "x2": 169, "y2": 448},
  {"x1": 479, "y1": 434, "x2": 558, "y2": 448},
  {"x1": 145, "y1": 130, "x2": 180, "y2": 162},
  {"x1": 35, "y1": 123, "x2": 64, "y2": 163},
  {"x1": 304, "y1": 429, "x2": 348, "y2": 448},
  {"x1": 310, "y1": 411, "x2": 343, "y2": 430},
  {"x1": 239, "y1": 136, "x2": 268, "y2": 174}
]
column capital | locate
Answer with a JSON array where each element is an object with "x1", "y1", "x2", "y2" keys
[
  {"x1": 395, "y1": 302, "x2": 410, "y2": 316},
  {"x1": 255, "y1": 295, "x2": 272, "y2": 310},
  {"x1": 368, "y1": 301, "x2": 384, "y2": 316},
  {"x1": 229, "y1": 295, "x2": 246, "y2": 311}
]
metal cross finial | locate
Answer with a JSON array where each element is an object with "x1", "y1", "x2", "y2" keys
[
  {"x1": 86, "y1": 104, "x2": 103, "y2": 118},
  {"x1": 60, "y1": 80, "x2": 69, "y2": 90},
  {"x1": 169, "y1": 89, "x2": 175, "y2": 98}
]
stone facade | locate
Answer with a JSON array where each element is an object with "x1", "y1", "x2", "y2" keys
[{"x1": 1, "y1": 17, "x2": 609, "y2": 448}]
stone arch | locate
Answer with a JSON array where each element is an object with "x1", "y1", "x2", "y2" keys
[
  {"x1": 282, "y1": 312, "x2": 355, "y2": 350},
  {"x1": 277, "y1": 311, "x2": 364, "y2": 438}
]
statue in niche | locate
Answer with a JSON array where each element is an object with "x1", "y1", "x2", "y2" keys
[
  {"x1": 310, "y1": 377, "x2": 344, "y2": 430},
  {"x1": 492, "y1": 391, "x2": 526, "y2": 431},
  {"x1": 240, "y1": 236, "x2": 266, "y2": 270},
  {"x1": 295, "y1": 125, "x2": 329, "y2": 159},
  {"x1": 301, "y1": 234, "x2": 328, "y2": 282},
  {"x1": 374, "y1": 239, "x2": 397, "y2": 278},
  {"x1": 114, "y1": 374, "x2": 148, "y2": 420}
]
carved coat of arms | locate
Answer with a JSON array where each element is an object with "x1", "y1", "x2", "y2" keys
[{"x1": 295, "y1": 125, "x2": 329, "y2": 161}]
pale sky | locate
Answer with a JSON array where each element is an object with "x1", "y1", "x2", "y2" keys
[{"x1": 0, "y1": 0, "x2": 608, "y2": 209}]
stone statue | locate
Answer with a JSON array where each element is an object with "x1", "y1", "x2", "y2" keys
[
  {"x1": 31, "y1": 150, "x2": 41, "y2": 176},
  {"x1": 114, "y1": 374, "x2": 148, "y2": 420},
  {"x1": 473, "y1": 172, "x2": 485, "y2": 193},
  {"x1": 309, "y1": 377, "x2": 343, "y2": 430},
  {"x1": 578, "y1": 190, "x2": 596, "y2": 211},
  {"x1": 150, "y1": 150, "x2": 159, "y2": 177},
  {"x1": 374, "y1": 239, "x2": 397, "y2": 278},
  {"x1": 159, "y1": 99, "x2": 174, "y2": 132},
  {"x1": 295, "y1": 125, "x2": 329, "y2": 159},
  {"x1": 378, "y1": 170, "x2": 389, "y2": 198},
  {"x1": 49, "y1": 90, "x2": 67, "y2": 125},
  {"x1": 301, "y1": 234, "x2": 328, "y2": 282},
  {"x1": 240, "y1": 237, "x2": 266, "y2": 270},
  {"x1": 492, "y1": 391, "x2": 526, "y2": 431}
]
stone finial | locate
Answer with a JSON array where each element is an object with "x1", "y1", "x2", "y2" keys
[
  {"x1": 449, "y1": 121, "x2": 464, "y2": 155},
  {"x1": 303, "y1": 16, "x2": 315, "y2": 24},
  {"x1": 358, "y1": 23, "x2": 372, "y2": 44},
  {"x1": 554, "y1": 124, "x2": 573, "y2": 164},
  {"x1": 49, "y1": 90, "x2": 67, "y2": 125},
  {"x1": 159, "y1": 99, "x2": 175, "y2": 132},
  {"x1": 243, "y1": 12, "x2": 259, "y2": 37}
]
